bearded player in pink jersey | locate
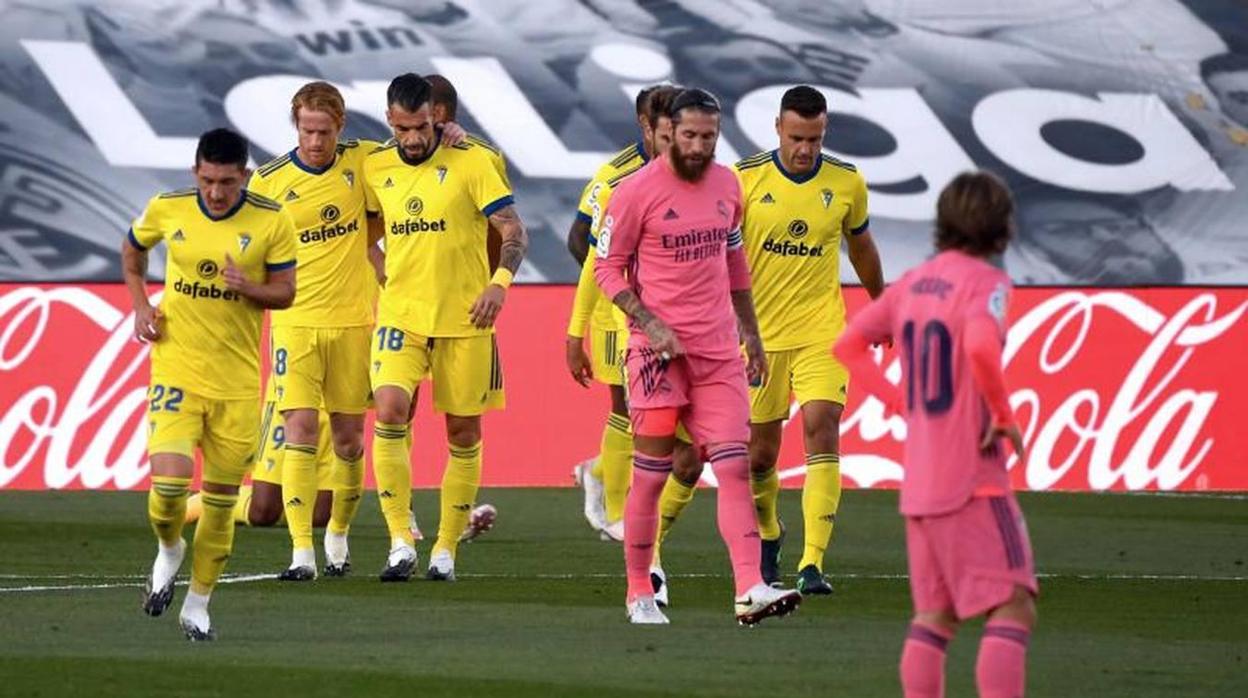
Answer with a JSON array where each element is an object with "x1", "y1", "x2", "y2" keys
[
  {"x1": 835, "y1": 171, "x2": 1037, "y2": 697},
  {"x1": 595, "y1": 88, "x2": 803, "y2": 626}
]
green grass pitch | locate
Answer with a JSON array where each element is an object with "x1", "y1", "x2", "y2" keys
[{"x1": 0, "y1": 488, "x2": 1244, "y2": 696}]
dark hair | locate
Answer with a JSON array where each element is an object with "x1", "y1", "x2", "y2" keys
[
  {"x1": 195, "y1": 128, "x2": 249, "y2": 169},
  {"x1": 645, "y1": 85, "x2": 682, "y2": 128},
  {"x1": 934, "y1": 171, "x2": 1014, "y2": 256},
  {"x1": 668, "y1": 88, "x2": 721, "y2": 120},
  {"x1": 1200, "y1": 52, "x2": 1248, "y2": 81},
  {"x1": 387, "y1": 73, "x2": 432, "y2": 112},
  {"x1": 780, "y1": 85, "x2": 827, "y2": 118},
  {"x1": 425, "y1": 74, "x2": 458, "y2": 120},
  {"x1": 635, "y1": 84, "x2": 662, "y2": 117}
]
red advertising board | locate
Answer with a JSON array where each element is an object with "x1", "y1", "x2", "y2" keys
[{"x1": 0, "y1": 284, "x2": 1244, "y2": 491}]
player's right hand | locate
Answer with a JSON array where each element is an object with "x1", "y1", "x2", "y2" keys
[
  {"x1": 643, "y1": 319, "x2": 684, "y2": 360},
  {"x1": 565, "y1": 336, "x2": 594, "y2": 388},
  {"x1": 980, "y1": 422, "x2": 1026, "y2": 464},
  {"x1": 134, "y1": 304, "x2": 162, "y2": 343}
]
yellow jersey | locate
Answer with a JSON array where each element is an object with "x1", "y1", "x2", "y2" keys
[
  {"x1": 128, "y1": 188, "x2": 297, "y2": 399},
  {"x1": 735, "y1": 150, "x2": 869, "y2": 351},
  {"x1": 363, "y1": 136, "x2": 512, "y2": 337},
  {"x1": 566, "y1": 141, "x2": 648, "y2": 337},
  {"x1": 248, "y1": 139, "x2": 379, "y2": 328}
]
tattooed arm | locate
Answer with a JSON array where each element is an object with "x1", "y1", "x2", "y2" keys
[
  {"x1": 611, "y1": 289, "x2": 683, "y2": 358},
  {"x1": 468, "y1": 204, "x2": 528, "y2": 328}
]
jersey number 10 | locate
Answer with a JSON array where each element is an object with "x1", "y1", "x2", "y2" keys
[{"x1": 901, "y1": 320, "x2": 954, "y2": 416}]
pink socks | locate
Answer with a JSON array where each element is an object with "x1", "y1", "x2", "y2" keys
[
  {"x1": 707, "y1": 444, "x2": 762, "y2": 597},
  {"x1": 624, "y1": 453, "x2": 671, "y2": 601}
]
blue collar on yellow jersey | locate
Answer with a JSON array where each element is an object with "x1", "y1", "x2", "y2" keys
[
  {"x1": 290, "y1": 147, "x2": 336, "y2": 175},
  {"x1": 197, "y1": 189, "x2": 247, "y2": 221},
  {"x1": 771, "y1": 149, "x2": 822, "y2": 185}
]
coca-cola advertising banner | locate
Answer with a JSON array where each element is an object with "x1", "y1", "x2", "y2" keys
[
  {"x1": 1, "y1": 284, "x2": 1244, "y2": 492},
  {"x1": 1, "y1": 0, "x2": 1246, "y2": 286}
]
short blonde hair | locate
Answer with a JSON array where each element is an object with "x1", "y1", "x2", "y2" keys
[{"x1": 291, "y1": 81, "x2": 346, "y2": 128}]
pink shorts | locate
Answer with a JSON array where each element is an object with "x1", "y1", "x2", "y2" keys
[
  {"x1": 906, "y1": 495, "x2": 1039, "y2": 620},
  {"x1": 625, "y1": 347, "x2": 750, "y2": 446}
]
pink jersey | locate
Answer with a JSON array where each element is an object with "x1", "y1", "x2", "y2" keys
[
  {"x1": 594, "y1": 156, "x2": 749, "y2": 360},
  {"x1": 848, "y1": 250, "x2": 1014, "y2": 516}
]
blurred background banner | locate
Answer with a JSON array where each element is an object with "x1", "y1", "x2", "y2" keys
[
  {"x1": 2, "y1": 284, "x2": 1244, "y2": 491},
  {"x1": 0, "y1": 0, "x2": 1245, "y2": 286}
]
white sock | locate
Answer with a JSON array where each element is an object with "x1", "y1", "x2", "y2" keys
[
  {"x1": 324, "y1": 530, "x2": 349, "y2": 564},
  {"x1": 291, "y1": 547, "x2": 316, "y2": 570},
  {"x1": 180, "y1": 589, "x2": 211, "y2": 630},
  {"x1": 151, "y1": 539, "x2": 185, "y2": 589}
]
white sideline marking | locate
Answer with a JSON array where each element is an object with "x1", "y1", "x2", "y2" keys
[{"x1": 1, "y1": 571, "x2": 1243, "y2": 594}]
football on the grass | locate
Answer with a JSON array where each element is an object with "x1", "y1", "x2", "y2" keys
[{"x1": 470, "y1": 503, "x2": 496, "y2": 532}]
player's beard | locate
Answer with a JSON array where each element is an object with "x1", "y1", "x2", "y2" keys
[{"x1": 669, "y1": 143, "x2": 711, "y2": 182}]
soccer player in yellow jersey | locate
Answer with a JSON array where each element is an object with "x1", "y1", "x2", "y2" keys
[
  {"x1": 246, "y1": 82, "x2": 382, "y2": 580},
  {"x1": 565, "y1": 85, "x2": 660, "y2": 540},
  {"x1": 365, "y1": 74, "x2": 527, "y2": 582},
  {"x1": 653, "y1": 86, "x2": 885, "y2": 597},
  {"x1": 123, "y1": 128, "x2": 296, "y2": 640}
]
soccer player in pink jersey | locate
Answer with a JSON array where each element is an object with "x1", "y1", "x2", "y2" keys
[
  {"x1": 834, "y1": 171, "x2": 1037, "y2": 697},
  {"x1": 595, "y1": 88, "x2": 802, "y2": 626}
]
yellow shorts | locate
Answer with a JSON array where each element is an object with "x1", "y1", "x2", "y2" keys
[
  {"x1": 370, "y1": 326, "x2": 504, "y2": 416},
  {"x1": 749, "y1": 341, "x2": 849, "y2": 424},
  {"x1": 146, "y1": 381, "x2": 257, "y2": 487},
  {"x1": 591, "y1": 324, "x2": 627, "y2": 387},
  {"x1": 270, "y1": 325, "x2": 371, "y2": 415},
  {"x1": 250, "y1": 381, "x2": 335, "y2": 489}
]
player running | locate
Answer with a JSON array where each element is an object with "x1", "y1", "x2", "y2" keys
[
  {"x1": 365, "y1": 74, "x2": 528, "y2": 582},
  {"x1": 595, "y1": 88, "x2": 801, "y2": 625},
  {"x1": 245, "y1": 81, "x2": 380, "y2": 580},
  {"x1": 124, "y1": 128, "x2": 296, "y2": 640},
  {"x1": 652, "y1": 85, "x2": 885, "y2": 596},
  {"x1": 834, "y1": 171, "x2": 1037, "y2": 698}
]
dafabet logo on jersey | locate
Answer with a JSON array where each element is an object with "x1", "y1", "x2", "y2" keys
[
  {"x1": 300, "y1": 203, "x2": 359, "y2": 244},
  {"x1": 390, "y1": 195, "x2": 448, "y2": 235}
]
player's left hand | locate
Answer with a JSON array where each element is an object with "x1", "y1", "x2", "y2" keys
[
  {"x1": 980, "y1": 422, "x2": 1027, "y2": 464},
  {"x1": 470, "y1": 284, "x2": 506, "y2": 328},
  {"x1": 223, "y1": 254, "x2": 248, "y2": 293},
  {"x1": 743, "y1": 333, "x2": 767, "y2": 387},
  {"x1": 439, "y1": 121, "x2": 466, "y2": 146}
]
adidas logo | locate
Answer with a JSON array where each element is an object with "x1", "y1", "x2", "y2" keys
[
  {"x1": 760, "y1": 193, "x2": 775, "y2": 204},
  {"x1": 820, "y1": 513, "x2": 837, "y2": 523},
  {"x1": 380, "y1": 490, "x2": 394, "y2": 499},
  {"x1": 287, "y1": 497, "x2": 304, "y2": 507},
  {"x1": 663, "y1": 208, "x2": 679, "y2": 220},
  {"x1": 383, "y1": 177, "x2": 395, "y2": 188},
  {"x1": 171, "y1": 230, "x2": 185, "y2": 242},
  {"x1": 453, "y1": 503, "x2": 473, "y2": 512},
  {"x1": 285, "y1": 190, "x2": 299, "y2": 201}
]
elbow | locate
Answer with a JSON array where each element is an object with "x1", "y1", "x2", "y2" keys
[{"x1": 274, "y1": 284, "x2": 296, "y2": 310}]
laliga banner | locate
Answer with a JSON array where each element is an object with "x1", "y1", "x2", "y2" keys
[
  {"x1": 0, "y1": 0, "x2": 1246, "y2": 286},
  {"x1": 1, "y1": 283, "x2": 1245, "y2": 492}
]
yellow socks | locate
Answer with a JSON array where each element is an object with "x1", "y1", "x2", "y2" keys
[
  {"x1": 435, "y1": 441, "x2": 482, "y2": 557},
  {"x1": 190, "y1": 490, "x2": 238, "y2": 595},
  {"x1": 232, "y1": 485, "x2": 255, "y2": 525},
  {"x1": 282, "y1": 443, "x2": 318, "y2": 552},
  {"x1": 149, "y1": 475, "x2": 191, "y2": 546},
  {"x1": 800, "y1": 453, "x2": 842, "y2": 571},
  {"x1": 373, "y1": 421, "x2": 413, "y2": 547},
  {"x1": 751, "y1": 466, "x2": 782, "y2": 541},
  {"x1": 328, "y1": 453, "x2": 364, "y2": 535},
  {"x1": 600, "y1": 412, "x2": 633, "y2": 523},
  {"x1": 654, "y1": 475, "x2": 697, "y2": 566}
]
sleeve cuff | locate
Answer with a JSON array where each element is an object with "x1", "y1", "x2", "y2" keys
[
  {"x1": 586, "y1": 233, "x2": 598, "y2": 248},
  {"x1": 850, "y1": 218, "x2": 870, "y2": 236},
  {"x1": 127, "y1": 228, "x2": 149, "y2": 251},
  {"x1": 265, "y1": 259, "x2": 296, "y2": 272},
  {"x1": 574, "y1": 211, "x2": 592, "y2": 225},
  {"x1": 482, "y1": 194, "x2": 515, "y2": 217}
]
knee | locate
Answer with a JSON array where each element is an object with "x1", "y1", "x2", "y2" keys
[
  {"x1": 609, "y1": 386, "x2": 628, "y2": 416},
  {"x1": 671, "y1": 442, "x2": 703, "y2": 485},
  {"x1": 748, "y1": 437, "x2": 780, "y2": 473},
  {"x1": 446, "y1": 416, "x2": 481, "y2": 447},
  {"x1": 249, "y1": 497, "x2": 283, "y2": 527},
  {"x1": 374, "y1": 391, "x2": 410, "y2": 424},
  {"x1": 913, "y1": 609, "x2": 959, "y2": 635},
  {"x1": 802, "y1": 403, "x2": 842, "y2": 454},
  {"x1": 330, "y1": 423, "x2": 364, "y2": 460},
  {"x1": 990, "y1": 587, "x2": 1037, "y2": 629},
  {"x1": 282, "y1": 409, "x2": 319, "y2": 444}
]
